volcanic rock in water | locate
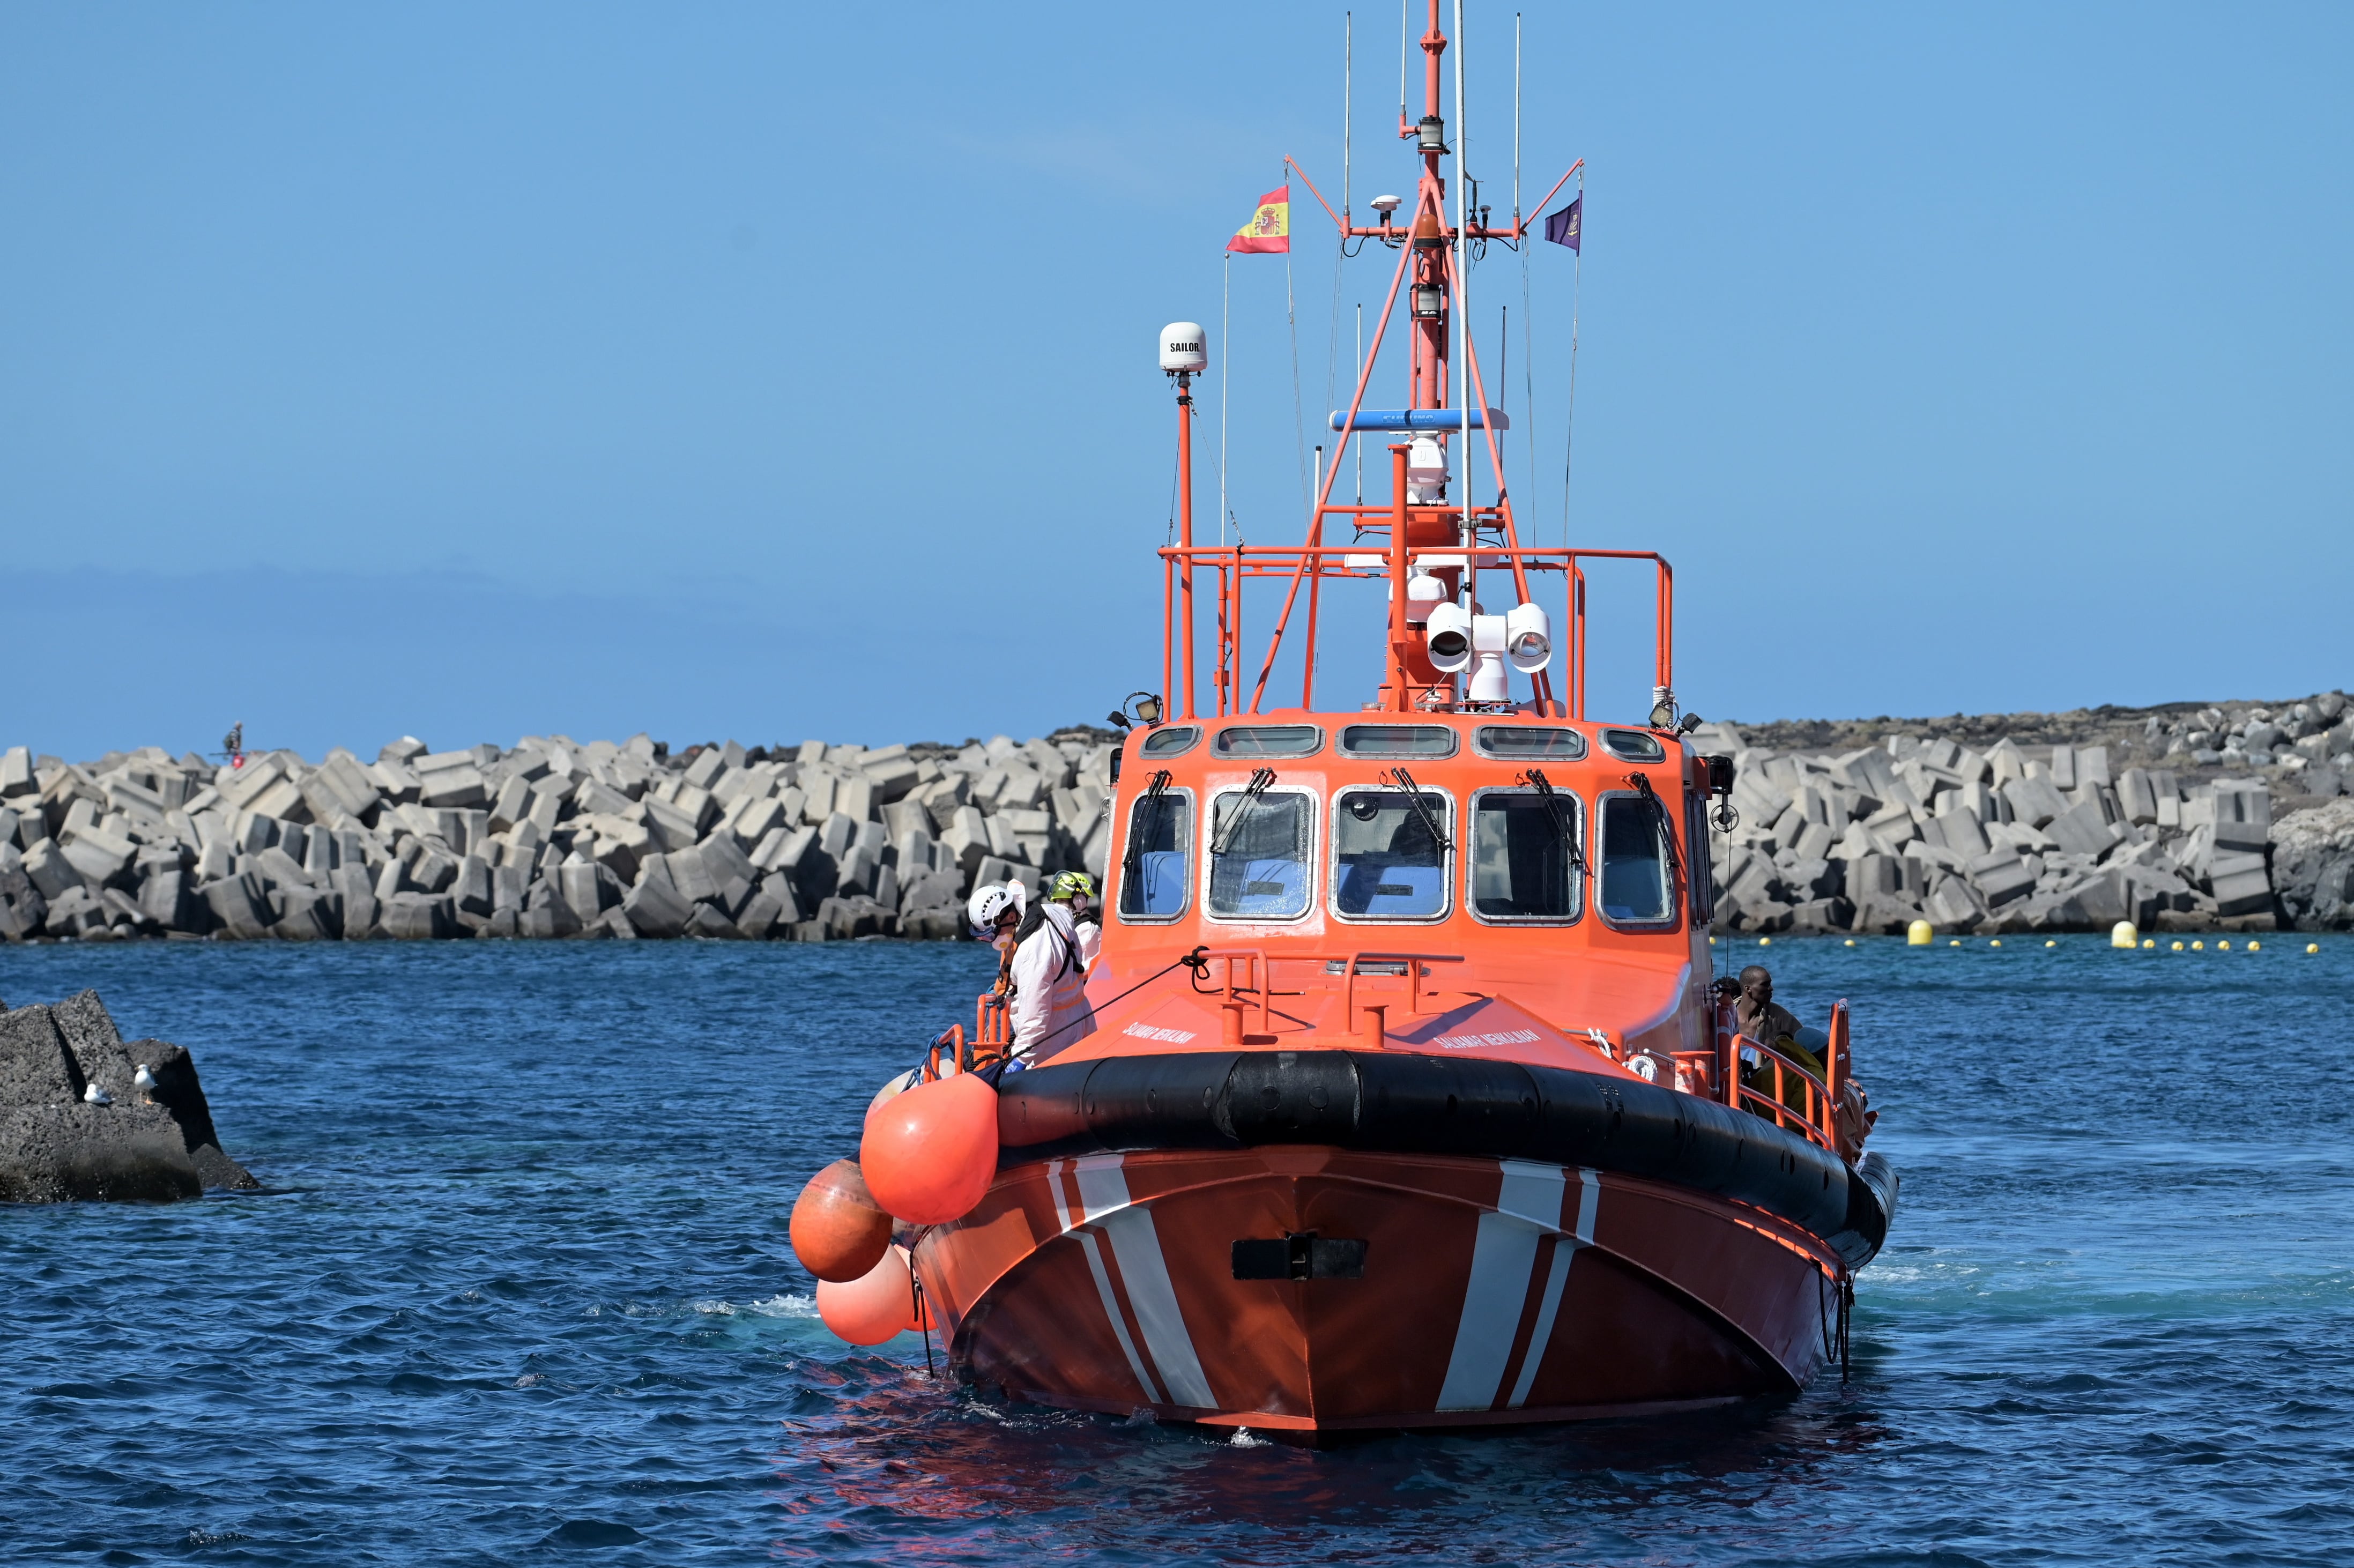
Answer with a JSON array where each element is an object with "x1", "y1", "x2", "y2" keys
[
  {"x1": 0, "y1": 989, "x2": 257, "y2": 1202},
  {"x1": 2270, "y1": 799, "x2": 2354, "y2": 931}
]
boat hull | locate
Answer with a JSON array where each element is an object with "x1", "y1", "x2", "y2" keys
[{"x1": 914, "y1": 1146, "x2": 1850, "y2": 1433}]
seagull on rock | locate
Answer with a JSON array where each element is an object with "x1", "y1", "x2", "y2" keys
[
  {"x1": 84, "y1": 1083, "x2": 112, "y2": 1106},
  {"x1": 134, "y1": 1065, "x2": 158, "y2": 1098}
]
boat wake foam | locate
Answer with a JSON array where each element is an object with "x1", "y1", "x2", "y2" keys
[{"x1": 692, "y1": 1293, "x2": 818, "y2": 1319}]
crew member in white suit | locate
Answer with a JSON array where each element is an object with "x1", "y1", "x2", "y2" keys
[{"x1": 1008, "y1": 872, "x2": 1097, "y2": 1062}]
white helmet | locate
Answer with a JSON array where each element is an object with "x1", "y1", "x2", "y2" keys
[{"x1": 967, "y1": 880, "x2": 1027, "y2": 938}]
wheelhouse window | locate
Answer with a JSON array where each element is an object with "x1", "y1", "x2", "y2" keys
[
  {"x1": 1140, "y1": 725, "x2": 1201, "y2": 759},
  {"x1": 1470, "y1": 789, "x2": 1584, "y2": 922},
  {"x1": 1213, "y1": 724, "x2": 1324, "y2": 759},
  {"x1": 1337, "y1": 724, "x2": 1458, "y2": 759},
  {"x1": 1207, "y1": 788, "x2": 1313, "y2": 919},
  {"x1": 1473, "y1": 725, "x2": 1587, "y2": 761},
  {"x1": 1331, "y1": 786, "x2": 1451, "y2": 920},
  {"x1": 1117, "y1": 786, "x2": 1193, "y2": 920},
  {"x1": 1599, "y1": 729, "x2": 1666, "y2": 763},
  {"x1": 1685, "y1": 792, "x2": 1717, "y2": 927},
  {"x1": 1598, "y1": 792, "x2": 1677, "y2": 927}
]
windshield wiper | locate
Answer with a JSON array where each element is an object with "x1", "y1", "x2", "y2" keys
[
  {"x1": 1122, "y1": 769, "x2": 1173, "y2": 880},
  {"x1": 1211, "y1": 768, "x2": 1278, "y2": 855},
  {"x1": 1522, "y1": 768, "x2": 1587, "y2": 873},
  {"x1": 1388, "y1": 766, "x2": 1451, "y2": 860},
  {"x1": 1627, "y1": 771, "x2": 1684, "y2": 893}
]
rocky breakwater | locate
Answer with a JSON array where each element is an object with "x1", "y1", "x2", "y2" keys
[
  {"x1": 1697, "y1": 689, "x2": 2354, "y2": 935},
  {"x1": 0, "y1": 731, "x2": 1116, "y2": 943},
  {"x1": 0, "y1": 990, "x2": 257, "y2": 1201}
]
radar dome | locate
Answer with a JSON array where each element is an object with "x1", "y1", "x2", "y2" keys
[{"x1": 1160, "y1": 322, "x2": 1207, "y2": 374}]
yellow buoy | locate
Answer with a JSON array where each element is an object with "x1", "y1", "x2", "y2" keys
[
  {"x1": 1759, "y1": 937, "x2": 1772, "y2": 946},
  {"x1": 2192, "y1": 940, "x2": 2204, "y2": 950},
  {"x1": 2218, "y1": 940, "x2": 2232, "y2": 952},
  {"x1": 2172, "y1": 940, "x2": 2185, "y2": 951},
  {"x1": 1907, "y1": 920, "x2": 1934, "y2": 946},
  {"x1": 2247, "y1": 940, "x2": 2261, "y2": 952},
  {"x1": 2310, "y1": 943, "x2": 2322, "y2": 954},
  {"x1": 1844, "y1": 938, "x2": 1856, "y2": 947},
  {"x1": 2045, "y1": 939, "x2": 2058, "y2": 948},
  {"x1": 1949, "y1": 938, "x2": 1962, "y2": 947},
  {"x1": 1709, "y1": 936, "x2": 1717, "y2": 946},
  {"x1": 1989, "y1": 939, "x2": 2003, "y2": 947},
  {"x1": 2110, "y1": 921, "x2": 2138, "y2": 949}
]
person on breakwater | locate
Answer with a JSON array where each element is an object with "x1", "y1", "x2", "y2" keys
[{"x1": 1009, "y1": 872, "x2": 1096, "y2": 1062}]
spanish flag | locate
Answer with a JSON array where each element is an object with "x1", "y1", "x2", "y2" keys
[{"x1": 1226, "y1": 187, "x2": 1290, "y2": 253}]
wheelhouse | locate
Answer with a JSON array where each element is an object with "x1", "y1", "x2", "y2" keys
[{"x1": 1109, "y1": 714, "x2": 1707, "y2": 947}]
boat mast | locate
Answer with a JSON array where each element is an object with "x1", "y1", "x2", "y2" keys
[
  {"x1": 1408, "y1": 1, "x2": 1449, "y2": 420},
  {"x1": 1233, "y1": 0, "x2": 1572, "y2": 718}
]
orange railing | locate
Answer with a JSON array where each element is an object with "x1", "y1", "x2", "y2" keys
[
  {"x1": 1189, "y1": 947, "x2": 1465, "y2": 1045},
  {"x1": 929, "y1": 962, "x2": 1857, "y2": 1150},
  {"x1": 1160, "y1": 540, "x2": 1673, "y2": 721},
  {"x1": 1711, "y1": 1000, "x2": 1851, "y2": 1153},
  {"x1": 922, "y1": 990, "x2": 1015, "y2": 1080},
  {"x1": 923, "y1": 950, "x2": 1461, "y2": 1072}
]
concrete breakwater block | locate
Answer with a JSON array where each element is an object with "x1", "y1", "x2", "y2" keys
[
  {"x1": 1693, "y1": 689, "x2": 2354, "y2": 935},
  {"x1": 0, "y1": 990, "x2": 257, "y2": 1202},
  {"x1": 0, "y1": 729, "x2": 1116, "y2": 945},
  {"x1": 14, "y1": 697, "x2": 2336, "y2": 944}
]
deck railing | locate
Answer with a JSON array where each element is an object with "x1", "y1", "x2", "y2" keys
[
  {"x1": 923, "y1": 990, "x2": 1014, "y2": 1080},
  {"x1": 925, "y1": 963, "x2": 1856, "y2": 1161},
  {"x1": 1712, "y1": 999, "x2": 1850, "y2": 1153},
  {"x1": 1158, "y1": 539, "x2": 1674, "y2": 720},
  {"x1": 1190, "y1": 947, "x2": 1466, "y2": 1045}
]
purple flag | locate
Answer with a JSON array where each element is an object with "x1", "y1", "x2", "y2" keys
[{"x1": 1544, "y1": 195, "x2": 1581, "y2": 252}]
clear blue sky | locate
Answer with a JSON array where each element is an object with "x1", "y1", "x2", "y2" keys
[{"x1": 4, "y1": 3, "x2": 2346, "y2": 761}]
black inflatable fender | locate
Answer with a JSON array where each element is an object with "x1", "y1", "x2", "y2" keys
[{"x1": 997, "y1": 1050, "x2": 1891, "y2": 1264}]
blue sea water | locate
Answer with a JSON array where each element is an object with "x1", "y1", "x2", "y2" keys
[{"x1": 1, "y1": 934, "x2": 2350, "y2": 1567}]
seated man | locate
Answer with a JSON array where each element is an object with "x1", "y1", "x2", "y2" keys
[
  {"x1": 1715, "y1": 965, "x2": 1877, "y2": 1155},
  {"x1": 1716, "y1": 964, "x2": 1828, "y2": 1122},
  {"x1": 1718, "y1": 964, "x2": 1827, "y2": 1076}
]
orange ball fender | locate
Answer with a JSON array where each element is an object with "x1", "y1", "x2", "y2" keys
[
  {"x1": 859, "y1": 1070, "x2": 1000, "y2": 1225},
  {"x1": 788, "y1": 1158, "x2": 893, "y2": 1283},
  {"x1": 816, "y1": 1244, "x2": 917, "y2": 1346}
]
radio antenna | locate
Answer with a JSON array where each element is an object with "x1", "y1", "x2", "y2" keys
[
  {"x1": 1456, "y1": 0, "x2": 1471, "y2": 551},
  {"x1": 1398, "y1": 0, "x2": 1409, "y2": 135},
  {"x1": 1519, "y1": 11, "x2": 1535, "y2": 516}
]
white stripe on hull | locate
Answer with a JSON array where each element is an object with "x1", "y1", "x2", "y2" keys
[
  {"x1": 1078, "y1": 1229, "x2": 1164, "y2": 1404},
  {"x1": 1437, "y1": 1161, "x2": 1561, "y2": 1410},
  {"x1": 1438, "y1": 1161, "x2": 1602, "y2": 1413},
  {"x1": 1045, "y1": 1158, "x2": 1166, "y2": 1404},
  {"x1": 1038, "y1": 1153, "x2": 1618, "y2": 1419},
  {"x1": 1507, "y1": 1168, "x2": 1599, "y2": 1408},
  {"x1": 1055, "y1": 1155, "x2": 1215, "y2": 1410}
]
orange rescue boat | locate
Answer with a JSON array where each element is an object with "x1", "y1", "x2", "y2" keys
[{"x1": 806, "y1": 1, "x2": 1896, "y2": 1436}]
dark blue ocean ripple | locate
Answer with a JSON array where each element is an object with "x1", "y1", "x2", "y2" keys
[{"x1": 1, "y1": 935, "x2": 2350, "y2": 1566}]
